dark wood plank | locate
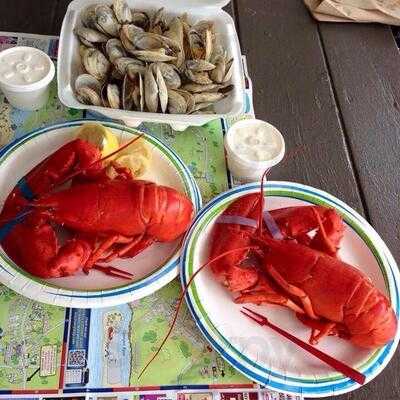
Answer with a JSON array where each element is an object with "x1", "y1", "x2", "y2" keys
[
  {"x1": 0, "y1": 0, "x2": 59, "y2": 35},
  {"x1": 234, "y1": 0, "x2": 363, "y2": 212},
  {"x1": 319, "y1": 22, "x2": 400, "y2": 262},
  {"x1": 318, "y1": 22, "x2": 400, "y2": 400},
  {"x1": 53, "y1": 0, "x2": 73, "y2": 35}
]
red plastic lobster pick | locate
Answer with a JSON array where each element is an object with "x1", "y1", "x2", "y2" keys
[{"x1": 241, "y1": 307, "x2": 366, "y2": 385}]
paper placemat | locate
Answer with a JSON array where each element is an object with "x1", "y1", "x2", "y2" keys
[{"x1": 0, "y1": 32, "x2": 299, "y2": 400}]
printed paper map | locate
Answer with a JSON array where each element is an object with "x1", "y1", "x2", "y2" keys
[
  {"x1": 0, "y1": 286, "x2": 65, "y2": 390},
  {"x1": 129, "y1": 280, "x2": 248, "y2": 385},
  {"x1": 0, "y1": 32, "x2": 300, "y2": 400}
]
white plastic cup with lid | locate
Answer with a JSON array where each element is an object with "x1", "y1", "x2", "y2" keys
[
  {"x1": 225, "y1": 119, "x2": 285, "y2": 182},
  {"x1": 0, "y1": 46, "x2": 55, "y2": 111}
]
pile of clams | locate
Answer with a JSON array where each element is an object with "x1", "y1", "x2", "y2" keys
[{"x1": 74, "y1": 0, "x2": 234, "y2": 114}]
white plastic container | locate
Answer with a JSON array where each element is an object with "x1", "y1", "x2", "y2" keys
[
  {"x1": 225, "y1": 119, "x2": 285, "y2": 182},
  {"x1": 57, "y1": 0, "x2": 245, "y2": 131},
  {"x1": 0, "y1": 46, "x2": 55, "y2": 111}
]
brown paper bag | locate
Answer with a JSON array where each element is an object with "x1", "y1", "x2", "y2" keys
[{"x1": 304, "y1": 0, "x2": 400, "y2": 25}]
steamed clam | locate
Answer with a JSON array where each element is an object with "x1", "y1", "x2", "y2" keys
[
  {"x1": 81, "y1": 47, "x2": 110, "y2": 81},
  {"x1": 105, "y1": 38, "x2": 126, "y2": 63},
  {"x1": 94, "y1": 5, "x2": 120, "y2": 37},
  {"x1": 74, "y1": 0, "x2": 234, "y2": 114},
  {"x1": 75, "y1": 74, "x2": 102, "y2": 106},
  {"x1": 113, "y1": 0, "x2": 132, "y2": 24}
]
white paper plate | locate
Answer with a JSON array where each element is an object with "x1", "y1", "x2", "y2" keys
[
  {"x1": 0, "y1": 119, "x2": 201, "y2": 308},
  {"x1": 180, "y1": 182, "x2": 399, "y2": 397}
]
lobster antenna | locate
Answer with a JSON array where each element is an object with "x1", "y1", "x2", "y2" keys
[
  {"x1": 0, "y1": 208, "x2": 34, "y2": 232},
  {"x1": 257, "y1": 169, "x2": 270, "y2": 236},
  {"x1": 53, "y1": 132, "x2": 145, "y2": 189},
  {"x1": 256, "y1": 141, "x2": 308, "y2": 237},
  {"x1": 311, "y1": 207, "x2": 336, "y2": 255},
  {"x1": 0, "y1": 132, "x2": 146, "y2": 230},
  {"x1": 137, "y1": 245, "x2": 259, "y2": 380}
]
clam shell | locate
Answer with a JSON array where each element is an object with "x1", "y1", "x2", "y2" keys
[
  {"x1": 164, "y1": 17, "x2": 184, "y2": 67},
  {"x1": 167, "y1": 89, "x2": 187, "y2": 114},
  {"x1": 186, "y1": 69, "x2": 213, "y2": 85},
  {"x1": 132, "y1": 49, "x2": 176, "y2": 63},
  {"x1": 153, "y1": 62, "x2": 181, "y2": 89},
  {"x1": 106, "y1": 38, "x2": 126, "y2": 63},
  {"x1": 76, "y1": 86, "x2": 102, "y2": 106},
  {"x1": 114, "y1": 57, "x2": 144, "y2": 75},
  {"x1": 107, "y1": 83, "x2": 121, "y2": 109},
  {"x1": 210, "y1": 55, "x2": 226, "y2": 83},
  {"x1": 113, "y1": 0, "x2": 132, "y2": 24},
  {"x1": 95, "y1": 5, "x2": 120, "y2": 37},
  {"x1": 126, "y1": 63, "x2": 146, "y2": 80},
  {"x1": 186, "y1": 59, "x2": 215, "y2": 72},
  {"x1": 175, "y1": 89, "x2": 195, "y2": 114},
  {"x1": 132, "y1": 12, "x2": 150, "y2": 30},
  {"x1": 144, "y1": 67, "x2": 159, "y2": 113},
  {"x1": 74, "y1": 26, "x2": 108, "y2": 43},
  {"x1": 75, "y1": 6, "x2": 230, "y2": 115},
  {"x1": 193, "y1": 92, "x2": 225, "y2": 103},
  {"x1": 122, "y1": 74, "x2": 135, "y2": 110},
  {"x1": 75, "y1": 73, "x2": 102, "y2": 93},
  {"x1": 155, "y1": 65, "x2": 168, "y2": 113},
  {"x1": 139, "y1": 72, "x2": 144, "y2": 111},
  {"x1": 81, "y1": 5, "x2": 98, "y2": 29},
  {"x1": 82, "y1": 48, "x2": 110, "y2": 81},
  {"x1": 181, "y1": 83, "x2": 222, "y2": 93}
]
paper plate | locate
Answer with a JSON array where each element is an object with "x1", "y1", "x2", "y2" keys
[
  {"x1": 0, "y1": 119, "x2": 201, "y2": 308},
  {"x1": 180, "y1": 182, "x2": 399, "y2": 397}
]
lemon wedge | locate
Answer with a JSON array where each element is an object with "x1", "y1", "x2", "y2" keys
[
  {"x1": 75, "y1": 123, "x2": 119, "y2": 158},
  {"x1": 121, "y1": 137, "x2": 152, "y2": 160},
  {"x1": 113, "y1": 154, "x2": 150, "y2": 178}
]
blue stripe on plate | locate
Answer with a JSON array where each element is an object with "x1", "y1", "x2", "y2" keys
[{"x1": 180, "y1": 182, "x2": 399, "y2": 396}]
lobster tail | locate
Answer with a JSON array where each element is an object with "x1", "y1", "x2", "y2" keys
[
  {"x1": 345, "y1": 284, "x2": 398, "y2": 348},
  {"x1": 145, "y1": 183, "x2": 194, "y2": 242}
]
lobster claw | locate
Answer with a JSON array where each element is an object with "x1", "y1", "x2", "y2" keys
[{"x1": 48, "y1": 238, "x2": 92, "y2": 277}]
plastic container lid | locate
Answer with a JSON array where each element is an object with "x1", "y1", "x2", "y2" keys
[
  {"x1": 225, "y1": 119, "x2": 286, "y2": 169},
  {"x1": 0, "y1": 46, "x2": 55, "y2": 92}
]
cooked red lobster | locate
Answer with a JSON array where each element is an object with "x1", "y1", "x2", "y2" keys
[
  {"x1": 0, "y1": 138, "x2": 194, "y2": 278},
  {"x1": 209, "y1": 193, "x2": 397, "y2": 349}
]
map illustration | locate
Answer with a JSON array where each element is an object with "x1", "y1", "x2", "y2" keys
[
  {"x1": 129, "y1": 279, "x2": 249, "y2": 386},
  {"x1": 0, "y1": 286, "x2": 65, "y2": 390},
  {"x1": 0, "y1": 32, "x2": 268, "y2": 398}
]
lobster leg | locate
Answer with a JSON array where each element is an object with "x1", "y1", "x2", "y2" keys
[
  {"x1": 99, "y1": 234, "x2": 154, "y2": 262},
  {"x1": 265, "y1": 263, "x2": 319, "y2": 320},
  {"x1": 236, "y1": 291, "x2": 305, "y2": 314},
  {"x1": 296, "y1": 313, "x2": 339, "y2": 345},
  {"x1": 82, "y1": 234, "x2": 134, "y2": 272},
  {"x1": 235, "y1": 273, "x2": 306, "y2": 314},
  {"x1": 81, "y1": 233, "x2": 155, "y2": 272}
]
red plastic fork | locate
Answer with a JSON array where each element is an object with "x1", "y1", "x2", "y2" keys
[
  {"x1": 92, "y1": 264, "x2": 134, "y2": 280},
  {"x1": 241, "y1": 307, "x2": 366, "y2": 385}
]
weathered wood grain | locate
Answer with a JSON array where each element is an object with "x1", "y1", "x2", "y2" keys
[
  {"x1": 233, "y1": 0, "x2": 364, "y2": 214},
  {"x1": 319, "y1": 22, "x2": 400, "y2": 262},
  {"x1": 319, "y1": 22, "x2": 400, "y2": 400},
  {"x1": 53, "y1": 0, "x2": 72, "y2": 35},
  {"x1": 0, "y1": 0, "x2": 399, "y2": 398},
  {"x1": 0, "y1": 0, "x2": 59, "y2": 35}
]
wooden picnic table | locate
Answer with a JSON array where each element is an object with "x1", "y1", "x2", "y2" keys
[{"x1": 1, "y1": 0, "x2": 399, "y2": 399}]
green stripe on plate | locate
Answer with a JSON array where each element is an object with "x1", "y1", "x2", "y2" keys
[
  {"x1": 185, "y1": 188, "x2": 389, "y2": 383},
  {"x1": 0, "y1": 122, "x2": 194, "y2": 292}
]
